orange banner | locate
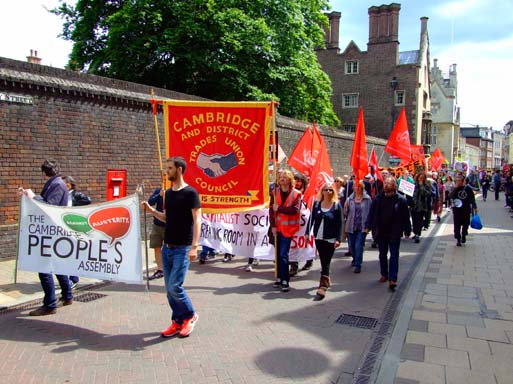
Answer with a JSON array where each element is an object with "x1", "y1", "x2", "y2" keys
[{"x1": 164, "y1": 100, "x2": 272, "y2": 213}]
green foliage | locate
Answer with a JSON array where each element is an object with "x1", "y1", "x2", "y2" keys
[{"x1": 53, "y1": 0, "x2": 340, "y2": 126}]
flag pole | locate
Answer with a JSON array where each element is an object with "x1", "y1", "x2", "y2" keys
[
  {"x1": 271, "y1": 100, "x2": 279, "y2": 279},
  {"x1": 150, "y1": 89, "x2": 165, "y2": 189},
  {"x1": 140, "y1": 181, "x2": 150, "y2": 290}
]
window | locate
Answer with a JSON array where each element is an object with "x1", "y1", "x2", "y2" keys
[
  {"x1": 342, "y1": 93, "x2": 359, "y2": 108},
  {"x1": 342, "y1": 125, "x2": 356, "y2": 133},
  {"x1": 345, "y1": 60, "x2": 359, "y2": 74},
  {"x1": 431, "y1": 125, "x2": 437, "y2": 145},
  {"x1": 395, "y1": 90, "x2": 405, "y2": 106}
]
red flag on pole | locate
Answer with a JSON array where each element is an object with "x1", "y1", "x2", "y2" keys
[
  {"x1": 302, "y1": 125, "x2": 333, "y2": 208},
  {"x1": 350, "y1": 107, "x2": 369, "y2": 181},
  {"x1": 384, "y1": 107, "x2": 412, "y2": 162},
  {"x1": 287, "y1": 126, "x2": 321, "y2": 177},
  {"x1": 287, "y1": 126, "x2": 313, "y2": 175},
  {"x1": 428, "y1": 147, "x2": 445, "y2": 171},
  {"x1": 369, "y1": 147, "x2": 383, "y2": 182}
]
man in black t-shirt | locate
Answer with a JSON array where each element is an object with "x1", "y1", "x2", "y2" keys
[{"x1": 143, "y1": 157, "x2": 201, "y2": 338}]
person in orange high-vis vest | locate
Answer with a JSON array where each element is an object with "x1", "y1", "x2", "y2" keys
[{"x1": 269, "y1": 169, "x2": 302, "y2": 292}]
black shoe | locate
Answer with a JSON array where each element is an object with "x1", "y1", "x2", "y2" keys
[
  {"x1": 389, "y1": 281, "x2": 397, "y2": 291},
  {"x1": 414, "y1": 236, "x2": 420, "y2": 244},
  {"x1": 461, "y1": 235, "x2": 466, "y2": 244},
  {"x1": 456, "y1": 240, "x2": 462, "y2": 247},
  {"x1": 272, "y1": 280, "x2": 282, "y2": 289},
  {"x1": 199, "y1": 258, "x2": 206, "y2": 265},
  {"x1": 29, "y1": 306, "x2": 56, "y2": 316},
  {"x1": 59, "y1": 298, "x2": 73, "y2": 306},
  {"x1": 371, "y1": 242, "x2": 377, "y2": 248},
  {"x1": 281, "y1": 282, "x2": 290, "y2": 292},
  {"x1": 289, "y1": 263, "x2": 299, "y2": 277},
  {"x1": 149, "y1": 270, "x2": 164, "y2": 280},
  {"x1": 302, "y1": 260, "x2": 313, "y2": 271},
  {"x1": 437, "y1": 216, "x2": 441, "y2": 222},
  {"x1": 354, "y1": 266, "x2": 361, "y2": 273},
  {"x1": 223, "y1": 254, "x2": 233, "y2": 263}
]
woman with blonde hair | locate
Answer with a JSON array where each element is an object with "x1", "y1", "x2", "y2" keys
[
  {"x1": 344, "y1": 180, "x2": 372, "y2": 273},
  {"x1": 308, "y1": 182, "x2": 343, "y2": 299}
]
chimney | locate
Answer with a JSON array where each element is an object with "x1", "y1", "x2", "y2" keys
[
  {"x1": 420, "y1": 16, "x2": 428, "y2": 36},
  {"x1": 325, "y1": 11, "x2": 341, "y2": 49},
  {"x1": 368, "y1": 3, "x2": 401, "y2": 45},
  {"x1": 27, "y1": 49, "x2": 42, "y2": 65},
  {"x1": 433, "y1": 58, "x2": 438, "y2": 68}
]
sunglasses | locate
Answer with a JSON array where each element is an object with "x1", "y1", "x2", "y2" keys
[{"x1": 323, "y1": 189, "x2": 334, "y2": 193}]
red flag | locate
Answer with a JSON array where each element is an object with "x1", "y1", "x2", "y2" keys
[
  {"x1": 303, "y1": 125, "x2": 333, "y2": 208},
  {"x1": 384, "y1": 107, "x2": 412, "y2": 162},
  {"x1": 428, "y1": 147, "x2": 445, "y2": 171},
  {"x1": 350, "y1": 107, "x2": 369, "y2": 181},
  {"x1": 369, "y1": 147, "x2": 382, "y2": 182},
  {"x1": 287, "y1": 126, "x2": 320, "y2": 177}
]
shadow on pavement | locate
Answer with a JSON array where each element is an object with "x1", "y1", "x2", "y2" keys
[{"x1": 2, "y1": 317, "x2": 166, "y2": 352}]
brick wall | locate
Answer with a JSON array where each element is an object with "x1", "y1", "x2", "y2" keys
[{"x1": 0, "y1": 57, "x2": 386, "y2": 259}]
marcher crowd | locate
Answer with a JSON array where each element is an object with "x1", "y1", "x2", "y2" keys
[{"x1": 19, "y1": 158, "x2": 513, "y2": 339}]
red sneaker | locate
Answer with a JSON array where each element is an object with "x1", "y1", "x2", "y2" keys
[
  {"x1": 161, "y1": 321, "x2": 182, "y2": 338},
  {"x1": 378, "y1": 276, "x2": 387, "y2": 283},
  {"x1": 179, "y1": 313, "x2": 199, "y2": 337}
]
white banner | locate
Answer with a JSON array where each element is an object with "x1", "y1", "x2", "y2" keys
[
  {"x1": 200, "y1": 204, "x2": 316, "y2": 262},
  {"x1": 398, "y1": 178, "x2": 415, "y2": 197},
  {"x1": 17, "y1": 194, "x2": 143, "y2": 283}
]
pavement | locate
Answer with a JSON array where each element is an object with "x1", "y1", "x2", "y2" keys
[{"x1": 0, "y1": 196, "x2": 511, "y2": 384}]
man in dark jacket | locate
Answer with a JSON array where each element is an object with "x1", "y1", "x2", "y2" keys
[
  {"x1": 450, "y1": 174, "x2": 478, "y2": 246},
  {"x1": 19, "y1": 160, "x2": 73, "y2": 316},
  {"x1": 365, "y1": 176, "x2": 411, "y2": 291}
]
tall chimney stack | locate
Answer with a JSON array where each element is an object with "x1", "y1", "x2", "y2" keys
[
  {"x1": 368, "y1": 3, "x2": 401, "y2": 45},
  {"x1": 27, "y1": 49, "x2": 42, "y2": 65},
  {"x1": 325, "y1": 11, "x2": 341, "y2": 49}
]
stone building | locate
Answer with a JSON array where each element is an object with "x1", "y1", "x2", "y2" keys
[
  {"x1": 0, "y1": 56, "x2": 386, "y2": 259},
  {"x1": 430, "y1": 59, "x2": 460, "y2": 165},
  {"x1": 317, "y1": 3, "x2": 432, "y2": 148},
  {"x1": 460, "y1": 126, "x2": 494, "y2": 169}
]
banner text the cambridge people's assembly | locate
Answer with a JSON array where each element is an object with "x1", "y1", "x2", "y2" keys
[{"x1": 17, "y1": 195, "x2": 142, "y2": 283}]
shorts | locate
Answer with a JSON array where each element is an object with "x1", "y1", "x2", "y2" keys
[{"x1": 149, "y1": 224, "x2": 165, "y2": 248}]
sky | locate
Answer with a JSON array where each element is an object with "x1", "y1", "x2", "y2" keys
[{"x1": 1, "y1": 0, "x2": 512, "y2": 131}]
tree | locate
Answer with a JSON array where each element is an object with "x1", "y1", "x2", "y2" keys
[{"x1": 53, "y1": 0, "x2": 340, "y2": 126}]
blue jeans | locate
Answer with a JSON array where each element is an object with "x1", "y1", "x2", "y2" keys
[
  {"x1": 199, "y1": 246, "x2": 216, "y2": 261},
  {"x1": 347, "y1": 231, "x2": 367, "y2": 268},
  {"x1": 162, "y1": 245, "x2": 195, "y2": 324},
  {"x1": 277, "y1": 233, "x2": 292, "y2": 283},
  {"x1": 377, "y1": 238, "x2": 401, "y2": 282},
  {"x1": 39, "y1": 273, "x2": 72, "y2": 309}
]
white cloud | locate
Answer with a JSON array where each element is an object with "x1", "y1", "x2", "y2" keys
[
  {"x1": 435, "y1": 34, "x2": 513, "y2": 129},
  {"x1": 432, "y1": 0, "x2": 483, "y2": 18},
  {"x1": 0, "y1": 0, "x2": 74, "y2": 68}
]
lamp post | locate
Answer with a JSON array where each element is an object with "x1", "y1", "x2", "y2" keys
[
  {"x1": 390, "y1": 77, "x2": 398, "y2": 130},
  {"x1": 387, "y1": 77, "x2": 401, "y2": 166}
]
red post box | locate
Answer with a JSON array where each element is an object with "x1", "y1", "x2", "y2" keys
[{"x1": 106, "y1": 169, "x2": 127, "y2": 201}]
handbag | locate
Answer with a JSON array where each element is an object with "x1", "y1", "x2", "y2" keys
[{"x1": 470, "y1": 213, "x2": 483, "y2": 230}]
